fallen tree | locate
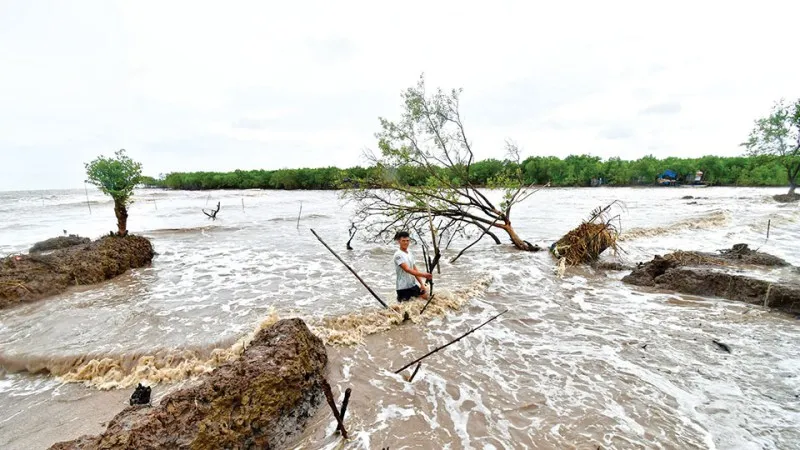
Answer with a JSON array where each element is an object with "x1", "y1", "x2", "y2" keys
[
  {"x1": 50, "y1": 318, "x2": 328, "y2": 450},
  {"x1": 1, "y1": 235, "x2": 154, "y2": 309},
  {"x1": 623, "y1": 244, "x2": 799, "y2": 314},
  {"x1": 344, "y1": 74, "x2": 543, "y2": 251}
]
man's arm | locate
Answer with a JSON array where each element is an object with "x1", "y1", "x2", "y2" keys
[
  {"x1": 412, "y1": 264, "x2": 427, "y2": 289},
  {"x1": 399, "y1": 263, "x2": 432, "y2": 281}
]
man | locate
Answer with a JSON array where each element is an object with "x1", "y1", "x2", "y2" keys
[{"x1": 393, "y1": 231, "x2": 432, "y2": 302}]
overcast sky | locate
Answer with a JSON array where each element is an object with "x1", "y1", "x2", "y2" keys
[{"x1": 2, "y1": 0, "x2": 799, "y2": 190}]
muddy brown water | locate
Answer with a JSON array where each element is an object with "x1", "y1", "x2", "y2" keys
[{"x1": 1, "y1": 187, "x2": 799, "y2": 449}]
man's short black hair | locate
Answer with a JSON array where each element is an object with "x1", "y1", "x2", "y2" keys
[{"x1": 394, "y1": 231, "x2": 410, "y2": 240}]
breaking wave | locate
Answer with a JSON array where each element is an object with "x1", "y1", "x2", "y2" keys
[
  {"x1": 0, "y1": 276, "x2": 491, "y2": 389},
  {"x1": 620, "y1": 210, "x2": 729, "y2": 241}
]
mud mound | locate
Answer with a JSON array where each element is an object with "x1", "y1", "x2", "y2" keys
[
  {"x1": 0, "y1": 235, "x2": 154, "y2": 309},
  {"x1": 50, "y1": 318, "x2": 327, "y2": 450},
  {"x1": 623, "y1": 247, "x2": 799, "y2": 314},
  {"x1": 29, "y1": 235, "x2": 90, "y2": 253},
  {"x1": 773, "y1": 193, "x2": 800, "y2": 203}
]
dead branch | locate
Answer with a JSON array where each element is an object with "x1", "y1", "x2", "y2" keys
[
  {"x1": 393, "y1": 309, "x2": 508, "y2": 373},
  {"x1": 202, "y1": 202, "x2": 220, "y2": 220},
  {"x1": 346, "y1": 222, "x2": 357, "y2": 250}
]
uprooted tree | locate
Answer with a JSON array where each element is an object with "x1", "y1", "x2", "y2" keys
[
  {"x1": 741, "y1": 98, "x2": 800, "y2": 196},
  {"x1": 85, "y1": 149, "x2": 142, "y2": 236},
  {"x1": 343, "y1": 74, "x2": 542, "y2": 251}
]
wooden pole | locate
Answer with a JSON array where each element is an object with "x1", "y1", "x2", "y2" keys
[
  {"x1": 296, "y1": 201, "x2": 303, "y2": 229},
  {"x1": 321, "y1": 380, "x2": 348, "y2": 439},
  {"x1": 84, "y1": 183, "x2": 92, "y2": 215},
  {"x1": 766, "y1": 219, "x2": 771, "y2": 240},
  {"x1": 310, "y1": 229, "x2": 390, "y2": 309},
  {"x1": 408, "y1": 362, "x2": 422, "y2": 382},
  {"x1": 393, "y1": 309, "x2": 508, "y2": 373},
  {"x1": 337, "y1": 388, "x2": 352, "y2": 434}
]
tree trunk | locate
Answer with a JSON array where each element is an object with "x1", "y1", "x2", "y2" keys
[
  {"x1": 789, "y1": 181, "x2": 797, "y2": 196},
  {"x1": 498, "y1": 223, "x2": 535, "y2": 251},
  {"x1": 114, "y1": 199, "x2": 128, "y2": 236}
]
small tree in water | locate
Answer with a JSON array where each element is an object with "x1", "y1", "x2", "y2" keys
[
  {"x1": 345, "y1": 74, "x2": 542, "y2": 251},
  {"x1": 741, "y1": 98, "x2": 800, "y2": 195},
  {"x1": 85, "y1": 149, "x2": 142, "y2": 236}
]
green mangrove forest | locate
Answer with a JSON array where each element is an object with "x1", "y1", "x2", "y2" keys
[{"x1": 141, "y1": 154, "x2": 790, "y2": 191}]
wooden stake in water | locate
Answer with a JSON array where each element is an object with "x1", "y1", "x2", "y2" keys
[
  {"x1": 241, "y1": 197, "x2": 245, "y2": 212},
  {"x1": 296, "y1": 201, "x2": 303, "y2": 229},
  {"x1": 84, "y1": 183, "x2": 92, "y2": 215}
]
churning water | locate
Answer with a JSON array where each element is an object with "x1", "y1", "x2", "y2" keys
[{"x1": 0, "y1": 187, "x2": 798, "y2": 449}]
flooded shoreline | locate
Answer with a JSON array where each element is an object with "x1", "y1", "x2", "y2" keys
[{"x1": 1, "y1": 187, "x2": 799, "y2": 449}]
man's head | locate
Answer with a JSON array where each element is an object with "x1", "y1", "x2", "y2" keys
[{"x1": 394, "y1": 231, "x2": 411, "y2": 251}]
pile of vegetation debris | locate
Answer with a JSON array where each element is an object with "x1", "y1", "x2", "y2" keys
[
  {"x1": 1, "y1": 234, "x2": 154, "y2": 309},
  {"x1": 551, "y1": 202, "x2": 622, "y2": 271},
  {"x1": 623, "y1": 244, "x2": 799, "y2": 314}
]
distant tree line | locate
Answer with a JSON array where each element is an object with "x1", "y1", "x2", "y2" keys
[{"x1": 139, "y1": 154, "x2": 789, "y2": 191}]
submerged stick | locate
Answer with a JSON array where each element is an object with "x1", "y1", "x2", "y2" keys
[
  {"x1": 767, "y1": 219, "x2": 771, "y2": 240},
  {"x1": 241, "y1": 197, "x2": 244, "y2": 212},
  {"x1": 310, "y1": 228, "x2": 389, "y2": 309},
  {"x1": 84, "y1": 183, "x2": 92, "y2": 215},
  {"x1": 393, "y1": 309, "x2": 508, "y2": 373},
  {"x1": 296, "y1": 201, "x2": 303, "y2": 229},
  {"x1": 337, "y1": 388, "x2": 352, "y2": 433},
  {"x1": 321, "y1": 380, "x2": 348, "y2": 439},
  {"x1": 408, "y1": 362, "x2": 422, "y2": 382}
]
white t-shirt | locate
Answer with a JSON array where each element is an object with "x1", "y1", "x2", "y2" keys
[{"x1": 393, "y1": 249, "x2": 418, "y2": 290}]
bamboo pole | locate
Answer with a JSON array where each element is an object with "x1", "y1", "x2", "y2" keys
[
  {"x1": 393, "y1": 309, "x2": 508, "y2": 373},
  {"x1": 310, "y1": 229, "x2": 390, "y2": 309}
]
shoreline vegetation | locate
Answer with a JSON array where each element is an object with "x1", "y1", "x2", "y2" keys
[{"x1": 140, "y1": 154, "x2": 792, "y2": 191}]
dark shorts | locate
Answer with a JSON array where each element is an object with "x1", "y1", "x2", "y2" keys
[{"x1": 397, "y1": 285, "x2": 422, "y2": 302}]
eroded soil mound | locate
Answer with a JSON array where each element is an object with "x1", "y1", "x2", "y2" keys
[
  {"x1": 30, "y1": 235, "x2": 91, "y2": 253},
  {"x1": 623, "y1": 245, "x2": 799, "y2": 314},
  {"x1": 773, "y1": 193, "x2": 800, "y2": 203},
  {"x1": 50, "y1": 318, "x2": 328, "y2": 450},
  {"x1": 1, "y1": 235, "x2": 154, "y2": 309}
]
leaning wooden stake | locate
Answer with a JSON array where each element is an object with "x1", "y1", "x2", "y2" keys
[
  {"x1": 84, "y1": 183, "x2": 92, "y2": 215},
  {"x1": 394, "y1": 309, "x2": 508, "y2": 373},
  {"x1": 337, "y1": 388, "x2": 352, "y2": 434},
  {"x1": 296, "y1": 201, "x2": 303, "y2": 229},
  {"x1": 321, "y1": 380, "x2": 348, "y2": 439},
  {"x1": 310, "y1": 229, "x2": 389, "y2": 309},
  {"x1": 407, "y1": 362, "x2": 422, "y2": 382}
]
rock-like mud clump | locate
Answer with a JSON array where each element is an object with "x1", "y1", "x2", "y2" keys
[
  {"x1": 623, "y1": 244, "x2": 799, "y2": 314},
  {"x1": 773, "y1": 193, "x2": 800, "y2": 203},
  {"x1": 50, "y1": 318, "x2": 328, "y2": 450},
  {"x1": 29, "y1": 235, "x2": 91, "y2": 253},
  {"x1": 0, "y1": 235, "x2": 154, "y2": 309}
]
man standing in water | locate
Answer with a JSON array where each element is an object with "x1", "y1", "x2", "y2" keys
[{"x1": 393, "y1": 231, "x2": 432, "y2": 302}]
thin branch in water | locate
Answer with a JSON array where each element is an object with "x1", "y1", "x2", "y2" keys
[
  {"x1": 394, "y1": 309, "x2": 508, "y2": 373},
  {"x1": 296, "y1": 201, "x2": 303, "y2": 229},
  {"x1": 202, "y1": 202, "x2": 221, "y2": 220},
  {"x1": 346, "y1": 222, "x2": 358, "y2": 250},
  {"x1": 321, "y1": 379, "x2": 348, "y2": 439}
]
